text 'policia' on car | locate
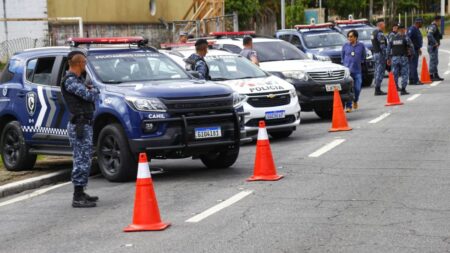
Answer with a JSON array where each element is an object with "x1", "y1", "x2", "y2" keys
[{"x1": 0, "y1": 36, "x2": 250, "y2": 182}]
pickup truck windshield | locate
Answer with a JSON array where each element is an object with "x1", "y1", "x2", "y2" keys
[
  {"x1": 253, "y1": 41, "x2": 308, "y2": 62},
  {"x1": 303, "y1": 33, "x2": 346, "y2": 48},
  {"x1": 341, "y1": 27, "x2": 375, "y2": 41},
  {"x1": 206, "y1": 55, "x2": 268, "y2": 81},
  {"x1": 88, "y1": 53, "x2": 189, "y2": 83}
]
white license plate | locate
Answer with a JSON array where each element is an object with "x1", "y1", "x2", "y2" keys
[
  {"x1": 265, "y1": 110, "x2": 286, "y2": 120},
  {"x1": 194, "y1": 127, "x2": 222, "y2": 139},
  {"x1": 325, "y1": 84, "x2": 342, "y2": 92}
]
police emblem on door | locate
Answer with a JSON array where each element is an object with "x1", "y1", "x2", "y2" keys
[{"x1": 26, "y1": 92, "x2": 37, "y2": 116}]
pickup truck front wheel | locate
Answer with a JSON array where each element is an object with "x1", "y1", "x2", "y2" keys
[
  {"x1": 200, "y1": 146, "x2": 240, "y2": 169},
  {"x1": 0, "y1": 121, "x2": 36, "y2": 171},
  {"x1": 97, "y1": 123, "x2": 137, "y2": 182},
  {"x1": 315, "y1": 108, "x2": 333, "y2": 119}
]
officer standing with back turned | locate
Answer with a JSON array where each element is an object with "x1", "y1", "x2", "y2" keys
[
  {"x1": 387, "y1": 24, "x2": 414, "y2": 95},
  {"x1": 427, "y1": 16, "x2": 444, "y2": 81},
  {"x1": 371, "y1": 18, "x2": 388, "y2": 96},
  {"x1": 408, "y1": 18, "x2": 423, "y2": 85},
  {"x1": 61, "y1": 51, "x2": 100, "y2": 208}
]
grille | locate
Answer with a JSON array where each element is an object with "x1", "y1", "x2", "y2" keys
[
  {"x1": 246, "y1": 115, "x2": 296, "y2": 127},
  {"x1": 308, "y1": 70, "x2": 345, "y2": 82},
  {"x1": 247, "y1": 93, "x2": 291, "y2": 108},
  {"x1": 161, "y1": 95, "x2": 233, "y2": 113}
]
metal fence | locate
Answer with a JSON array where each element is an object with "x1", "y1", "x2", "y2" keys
[{"x1": 0, "y1": 37, "x2": 50, "y2": 62}]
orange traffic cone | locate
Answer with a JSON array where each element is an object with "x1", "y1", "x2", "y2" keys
[
  {"x1": 329, "y1": 88, "x2": 352, "y2": 132},
  {"x1": 420, "y1": 57, "x2": 433, "y2": 84},
  {"x1": 385, "y1": 72, "x2": 404, "y2": 106},
  {"x1": 124, "y1": 153, "x2": 170, "y2": 232},
  {"x1": 247, "y1": 121, "x2": 283, "y2": 181}
]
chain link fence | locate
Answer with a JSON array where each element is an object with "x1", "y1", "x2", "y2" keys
[{"x1": 0, "y1": 37, "x2": 50, "y2": 62}]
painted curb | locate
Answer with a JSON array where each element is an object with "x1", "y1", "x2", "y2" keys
[{"x1": 0, "y1": 170, "x2": 71, "y2": 198}]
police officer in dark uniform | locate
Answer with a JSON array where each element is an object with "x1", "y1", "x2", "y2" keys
[
  {"x1": 185, "y1": 39, "x2": 211, "y2": 80},
  {"x1": 371, "y1": 18, "x2": 388, "y2": 96},
  {"x1": 427, "y1": 16, "x2": 444, "y2": 81},
  {"x1": 388, "y1": 23, "x2": 399, "y2": 43},
  {"x1": 387, "y1": 24, "x2": 414, "y2": 95},
  {"x1": 61, "y1": 51, "x2": 100, "y2": 208},
  {"x1": 408, "y1": 18, "x2": 424, "y2": 85}
]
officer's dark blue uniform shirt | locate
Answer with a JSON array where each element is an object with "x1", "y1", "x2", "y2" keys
[
  {"x1": 64, "y1": 71, "x2": 98, "y2": 103},
  {"x1": 408, "y1": 25, "x2": 423, "y2": 50}
]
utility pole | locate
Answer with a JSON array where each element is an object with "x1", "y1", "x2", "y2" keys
[
  {"x1": 281, "y1": 0, "x2": 285, "y2": 29},
  {"x1": 441, "y1": 0, "x2": 445, "y2": 35},
  {"x1": 369, "y1": 0, "x2": 373, "y2": 22}
]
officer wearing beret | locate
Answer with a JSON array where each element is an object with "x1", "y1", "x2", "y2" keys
[
  {"x1": 427, "y1": 16, "x2": 444, "y2": 81},
  {"x1": 408, "y1": 18, "x2": 424, "y2": 85},
  {"x1": 61, "y1": 51, "x2": 100, "y2": 208},
  {"x1": 371, "y1": 18, "x2": 388, "y2": 96}
]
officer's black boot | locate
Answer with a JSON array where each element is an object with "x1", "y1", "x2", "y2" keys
[
  {"x1": 83, "y1": 191, "x2": 99, "y2": 202},
  {"x1": 374, "y1": 87, "x2": 387, "y2": 96},
  {"x1": 430, "y1": 73, "x2": 441, "y2": 81},
  {"x1": 436, "y1": 73, "x2": 444, "y2": 81},
  {"x1": 72, "y1": 186, "x2": 96, "y2": 208},
  {"x1": 400, "y1": 88, "x2": 410, "y2": 95}
]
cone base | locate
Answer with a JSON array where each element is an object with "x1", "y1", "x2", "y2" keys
[
  {"x1": 422, "y1": 81, "x2": 433, "y2": 84},
  {"x1": 123, "y1": 222, "x2": 171, "y2": 232},
  {"x1": 247, "y1": 174, "x2": 283, "y2": 181},
  {"x1": 329, "y1": 127, "x2": 352, "y2": 132},
  {"x1": 385, "y1": 102, "x2": 404, "y2": 106}
]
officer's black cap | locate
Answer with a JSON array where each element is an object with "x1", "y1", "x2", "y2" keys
[
  {"x1": 67, "y1": 51, "x2": 85, "y2": 60},
  {"x1": 195, "y1": 39, "x2": 208, "y2": 47},
  {"x1": 435, "y1": 15, "x2": 442, "y2": 20},
  {"x1": 398, "y1": 24, "x2": 405, "y2": 29},
  {"x1": 415, "y1": 17, "x2": 423, "y2": 23},
  {"x1": 376, "y1": 18, "x2": 385, "y2": 23}
]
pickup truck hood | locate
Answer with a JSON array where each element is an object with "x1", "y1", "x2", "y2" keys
[
  {"x1": 214, "y1": 75, "x2": 294, "y2": 95},
  {"x1": 104, "y1": 80, "x2": 232, "y2": 98},
  {"x1": 308, "y1": 46, "x2": 342, "y2": 57},
  {"x1": 260, "y1": 59, "x2": 346, "y2": 72}
]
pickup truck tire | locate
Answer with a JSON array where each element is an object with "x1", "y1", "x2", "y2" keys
[
  {"x1": 97, "y1": 123, "x2": 137, "y2": 182},
  {"x1": 0, "y1": 121, "x2": 37, "y2": 171},
  {"x1": 315, "y1": 108, "x2": 333, "y2": 119},
  {"x1": 363, "y1": 76, "x2": 374, "y2": 87},
  {"x1": 200, "y1": 146, "x2": 240, "y2": 169},
  {"x1": 269, "y1": 129, "x2": 293, "y2": 139}
]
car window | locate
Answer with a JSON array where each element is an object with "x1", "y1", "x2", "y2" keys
[
  {"x1": 278, "y1": 34, "x2": 291, "y2": 42},
  {"x1": 342, "y1": 27, "x2": 374, "y2": 40},
  {"x1": 206, "y1": 55, "x2": 267, "y2": 81},
  {"x1": 222, "y1": 44, "x2": 242, "y2": 54},
  {"x1": 302, "y1": 33, "x2": 346, "y2": 48},
  {"x1": 0, "y1": 59, "x2": 18, "y2": 83},
  {"x1": 291, "y1": 35, "x2": 301, "y2": 47},
  {"x1": 88, "y1": 52, "x2": 189, "y2": 83},
  {"x1": 253, "y1": 41, "x2": 308, "y2": 62},
  {"x1": 26, "y1": 57, "x2": 55, "y2": 85}
]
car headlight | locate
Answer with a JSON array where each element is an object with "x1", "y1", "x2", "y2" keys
[
  {"x1": 233, "y1": 92, "x2": 247, "y2": 108},
  {"x1": 289, "y1": 89, "x2": 297, "y2": 98},
  {"x1": 125, "y1": 97, "x2": 167, "y2": 112},
  {"x1": 344, "y1": 68, "x2": 351, "y2": 79},
  {"x1": 365, "y1": 48, "x2": 373, "y2": 60},
  {"x1": 315, "y1": 55, "x2": 331, "y2": 61},
  {"x1": 282, "y1": 71, "x2": 309, "y2": 82}
]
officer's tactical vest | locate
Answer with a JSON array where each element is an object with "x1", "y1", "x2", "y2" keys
[
  {"x1": 431, "y1": 24, "x2": 443, "y2": 43},
  {"x1": 187, "y1": 57, "x2": 211, "y2": 80},
  {"x1": 60, "y1": 73, "x2": 95, "y2": 119},
  {"x1": 391, "y1": 35, "x2": 408, "y2": 56},
  {"x1": 371, "y1": 29, "x2": 386, "y2": 54}
]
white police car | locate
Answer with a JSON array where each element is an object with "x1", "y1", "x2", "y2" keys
[{"x1": 163, "y1": 48, "x2": 301, "y2": 138}]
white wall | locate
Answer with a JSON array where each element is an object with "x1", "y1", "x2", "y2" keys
[{"x1": 0, "y1": 0, "x2": 48, "y2": 42}]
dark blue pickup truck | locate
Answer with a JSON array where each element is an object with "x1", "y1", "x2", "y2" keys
[{"x1": 0, "y1": 37, "x2": 247, "y2": 181}]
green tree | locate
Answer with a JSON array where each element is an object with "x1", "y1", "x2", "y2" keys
[
  {"x1": 326, "y1": 0, "x2": 367, "y2": 18},
  {"x1": 286, "y1": 0, "x2": 306, "y2": 28},
  {"x1": 225, "y1": 0, "x2": 260, "y2": 29}
]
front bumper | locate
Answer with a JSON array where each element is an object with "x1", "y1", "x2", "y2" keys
[{"x1": 128, "y1": 111, "x2": 250, "y2": 158}]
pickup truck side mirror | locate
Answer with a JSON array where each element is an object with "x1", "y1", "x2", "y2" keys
[{"x1": 188, "y1": 70, "x2": 200, "y2": 79}]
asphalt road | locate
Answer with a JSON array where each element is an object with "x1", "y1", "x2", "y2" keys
[{"x1": 2, "y1": 41, "x2": 450, "y2": 253}]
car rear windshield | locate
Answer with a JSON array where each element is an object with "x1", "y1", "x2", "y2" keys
[
  {"x1": 206, "y1": 55, "x2": 268, "y2": 81},
  {"x1": 88, "y1": 52, "x2": 189, "y2": 83},
  {"x1": 253, "y1": 41, "x2": 308, "y2": 62},
  {"x1": 302, "y1": 33, "x2": 346, "y2": 48},
  {"x1": 342, "y1": 27, "x2": 374, "y2": 41}
]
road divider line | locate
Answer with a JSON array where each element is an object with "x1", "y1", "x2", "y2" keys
[
  {"x1": 186, "y1": 190, "x2": 253, "y2": 223},
  {"x1": 369, "y1": 112, "x2": 391, "y2": 124},
  {"x1": 444, "y1": 70, "x2": 450, "y2": 75},
  {"x1": 431, "y1": 81, "x2": 441, "y2": 87},
  {"x1": 308, "y1": 139, "x2": 346, "y2": 158},
  {"x1": 407, "y1": 94, "x2": 421, "y2": 101},
  {"x1": 0, "y1": 182, "x2": 71, "y2": 207}
]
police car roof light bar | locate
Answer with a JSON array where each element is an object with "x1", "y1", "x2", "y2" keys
[
  {"x1": 160, "y1": 41, "x2": 216, "y2": 49},
  {"x1": 210, "y1": 31, "x2": 255, "y2": 37},
  {"x1": 334, "y1": 19, "x2": 368, "y2": 25},
  {"x1": 67, "y1": 37, "x2": 148, "y2": 47},
  {"x1": 294, "y1": 23, "x2": 334, "y2": 30}
]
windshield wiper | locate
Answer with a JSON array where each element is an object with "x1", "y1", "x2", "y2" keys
[
  {"x1": 236, "y1": 76, "x2": 256, "y2": 79},
  {"x1": 102, "y1": 80, "x2": 123, "y2": 84},
  {"x1": 211, "y1": 77, "x2": 231, "y2": 81}
]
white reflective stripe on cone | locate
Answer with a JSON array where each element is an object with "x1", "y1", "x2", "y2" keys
[
  {"x1": 137, "y1": 162, "x2": 151, "y2": 179},
  {"x1": 257, "y1": 127, "x2": 269, "y2": 140}
]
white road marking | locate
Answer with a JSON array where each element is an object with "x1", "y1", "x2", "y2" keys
[
  {"x1": 440, "y1": 49, "x2": 450, "y2": 54},
  {"x1": 407, "y1": 94, "x2": 421, "y2": 101},
  {"x1": 186, "y1": 190, "x2": 253, "y2": 223},
  {"x1": 308, "y1": 139, "x2": 346, "y2": 158},
  {"x1": 369, "y1": 112, "x2": 391, "y2": 124},
  {"x1": 431, "y1": 81, "x2": 441, "y2": 87},
  {"x1": 444, "y1": 70, "x2": 450, "y2": 75},
  {"x1": 0, "y1": 182, "x2": 70, "y2": 207}
]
